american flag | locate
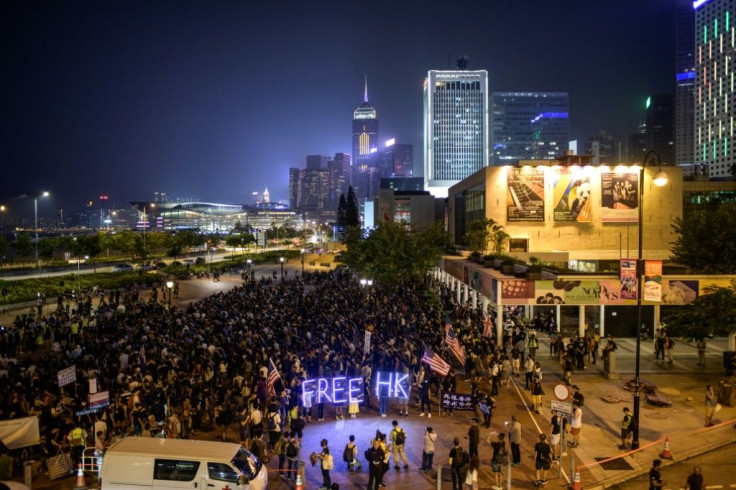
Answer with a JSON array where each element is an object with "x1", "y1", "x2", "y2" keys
[
  {"x1": 482, "y1": 311, "x2": 492, "y2": 338},
  {"x1": 267, "y1": 358, "x2": 281, "y2": 396},
  {"x1": 445, "y1": 324, "x2": 467, "y2": 365},
  {"x1": 421, "y1": 345, "x2": 450, "y2": 376}
]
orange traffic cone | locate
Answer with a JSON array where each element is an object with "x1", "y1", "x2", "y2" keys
[
  {"x1": 73, "y1": 464, "x2": 88, "y2": 490},
  {"x1": 660, "y1": 436, "x2": 673, "y2": 459},
  {"x1": 571, "y1": 471, "x2": 581, "y2": 490},
  {"x1": 295, "y1": 473, "x2": 303, "y2": 490}
]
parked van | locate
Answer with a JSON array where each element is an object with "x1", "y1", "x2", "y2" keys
[{"x1": 100, "y1": 437, "x2": 268, "y2": 489}]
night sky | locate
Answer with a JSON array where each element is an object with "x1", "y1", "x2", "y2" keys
[{"x1": 1, "y1": 0, "x2": 676, "y2": 214}]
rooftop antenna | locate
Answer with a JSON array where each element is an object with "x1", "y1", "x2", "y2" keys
[
  {"x1": 364, "y1": 75, "x2": 368, "y2": 103},
  {"x1": 456, "y1": 55, "x2": 469, "y2": 70}
]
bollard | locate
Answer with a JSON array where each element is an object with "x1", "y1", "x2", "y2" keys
[
  {"x1": 23, "y1": 461, "x2": 33, "y2": 488},
  {"x1": 436, "y1": 464, "x2": 442, "y2": 490},
  {"x1": 506, "y1": 460, "x2": 511, "y2": 489}
]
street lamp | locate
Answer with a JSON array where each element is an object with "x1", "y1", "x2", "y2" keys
[
  {"x1": 300, "y1": 248, "x2": 305, "y2": 274},
  {"x1": 279, "y1": 256, "x2": 285, "y2": 281},
  {"x1": 246, "y1": 259, "x2": 252, "y2": 283},
  {"x1": 78, "y1": 255, "x2": 89, "y2": 292},
  {"x1": 632, "y1": 150, "x2": 668, "y2": 450},
  {"x1": 166, "y1": 279, "x2": 174, "y2": 314},
  {"x1": 142, "y1": 203, "x2": 154, "y2": 259},
  {"x1": 34, "y1": 191, "x2": 49, "y2": 269}
]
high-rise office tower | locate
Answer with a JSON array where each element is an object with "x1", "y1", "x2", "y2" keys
[
  {"x1": 352, "y1": 77, "x2": 379, "y2": 195},
  {"x1": 695, "y1": 0, "x2": 736, "y2": 178},
  {"x1": 676, "y1": 0, "x2": 695, "y2": 167},
  {"x1": 644, "y1": 94, "x2": 675, "y2": 165},
  {"x1": 328, "y1": 152, "x2": 351, "y2": 209},
  {"x1": 301, "y1": 155, "x2": 330, "y2": 212},
  {"x1": 491, "y1": 92, "x2": 569, "y2": 165},
  {"x1": 424, "y1": 67, "x2": 489, "y2": 197},
  {"x1": 289, "y1": 167, "x2": 302, "y2": 210}
]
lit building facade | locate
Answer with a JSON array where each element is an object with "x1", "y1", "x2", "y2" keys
[
  {"x1": 694, "y1": 0, "x2": 736, "y2": 178},
  {"x1": 491, "y1": 92, "x2": 569, "y2": 165},
  {"x1": 676, "y1": 1, "x2": 696, "y2": 168},
  {"x1": 352, "y1": 78, "x2": 379, "y2": 197},
  {"x1": 424, "y1": 69, "x2": 489, "y2": 197}
]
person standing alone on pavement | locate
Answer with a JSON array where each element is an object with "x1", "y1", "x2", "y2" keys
[
  {"x1": 569, "y1": 403, "x2": 582, "y2": 447},
  {"x1": 684, "y1": 465, "x2": 704, "y2": 490},
  {"x1": 508, "y1": 416, "x2": 522, "y2": 465},
  {"x1": 533, "y1": 433, "x2": 552, "y2": 486},
  {"x1": 696, "y1": 338, "x2": 707, "y2": 367},
  {"x1": 449, "y1": 437, "x2": 466, "y2": 490},
  {"x1": 619, "y1": 407, "x2": 634, "y2": 450},
  {"x1": 365, "y1": 438, "x2": 384, "y2": 490},
  {"x1": 649, "y1": 459, "x2": 665, "y2": 489},
  {"x1": 704, "y1": 385, "x2": 716, "y2": 427},
  {"x1": 389, "y1": 420, "x2": 408, "y2": 470},
  {"x1": 420, "y1": 426, "x2": 437, "y2": 471},
  {"x1": 467, "y1": 418, "x2": 480, "y2": 457}
]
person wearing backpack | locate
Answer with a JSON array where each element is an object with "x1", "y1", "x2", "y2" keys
[
  {"x1": 490, "y1": 432, "x2": 508, "y2": 490},
  {"x1": 534, "y1": 434, "x2": 553, "y2": 486},
  {"x1": 316, "y1": 439, "x2": 333, "y2": 490},
  {"x1": 390, "y1": 420, "x2": 408, "y2": 470},
  {"x1": 343, "y1": 435, "x2": 361, "y2": 472},
  {"x1": 285, "y1": 432, "x2": 301, "y2": 481},
  {"x1": 267, "y1": 408, "x2": 281, "y2": 452},
  {"x1": 449, "y1": 437, "x2": 466, "y2": 490}
]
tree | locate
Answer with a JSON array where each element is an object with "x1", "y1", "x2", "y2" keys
[
  {"x1": 0, "y1": 235, "x2": 8, "y2": 266},
  {"x1": 336, "y1": 193, "x2": 348, "y2": 239},
  {"x1": 464, "y1": 218, "x2": 509, "y2": 255},
  {"x1": 671, "y1": 203, "x2": 736, "y2": 273},
  {"x1": 662, "y1": 282, "x2": 736, "y2": 340},
  {"x1": 14, "y1": 234, "x2": 33, "y2": 261},
  {"x1": 346, "y1": 186, "x2": 359, "y2": 228},
  {"x1": 341, "y1": 221, "x2": 446, "y2": 290}
]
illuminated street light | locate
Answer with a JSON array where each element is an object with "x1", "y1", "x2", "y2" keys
[
  {"x1": 632, "y1": 150, "x2": 668, "y2": 450},
  {"x1": 280, "y1": 256, "x2": 285, "y2": 281},
  {"x1": 35, "y1": 191, "x2": 50, "y2": 269},
  {"x1": 301, "y1": 248, "x2": 305, "y2": 274}
]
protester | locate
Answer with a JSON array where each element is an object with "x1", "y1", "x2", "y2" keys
[
  {"x1": 449, "y1": 436, "x2": 467, "y2": 490},
  {"x1": 684, "y1": 466, "x2": 704, "y2": 490},
  {"x1": 649, "y1": 459, "x2": 665, "y2": 489},
  {"x1": 508, "y1": 416, "x2": 522, "y2": 465},
  {"x1": 389, "y1": 420, "x2": 408, "y2": 470},
  {"x1": 420, "y1": 426, "x2": 437, "y2": 472},
  {"x1": 533, "y1": 433, "x2": 552, "y2": 486}
]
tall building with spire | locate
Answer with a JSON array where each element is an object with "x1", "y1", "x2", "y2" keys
[{"x1": 352, "y1": 76, "x2": 379, "y2": 199}]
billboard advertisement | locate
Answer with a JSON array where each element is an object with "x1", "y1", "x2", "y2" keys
[
  {"x1": 552, "y1": 168, "x2": 592, "y2": 222},
  {"x1": 601, "y1": 171, "x2": 639, "y2": 222},
  {"x1": 620, "y1": 259, "x2": 638, "y2": 300},
  {"x1": 644, "y1": 260, "x2": 663, "y2": 302},
  {"x1": 507, "y1": 167, "x2": 545, "y2": 221}
]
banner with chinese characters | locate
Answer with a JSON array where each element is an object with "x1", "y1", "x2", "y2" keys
[
  {"x1": 552, "y1": 167, "x2": 592, "y2": 222},
  {"x1": 601, "y1": 171, "x2": 639, "y2": 222},
  {"x1": 441, "y1": 392, "x2": 474, "y2": 411},
  {"x1": 620, "y1": 259, "x2": 638, "y2": 300},
  {"x1": 507, "y1": 167, "x2": 545, "y2": 221},
  {"x1": 644, "y1": 260, "x2": 663, "y2": 302}
]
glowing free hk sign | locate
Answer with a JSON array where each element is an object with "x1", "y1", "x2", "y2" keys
[{"x1": 301, "y1": 372, "x2": 410, "y2": 405}]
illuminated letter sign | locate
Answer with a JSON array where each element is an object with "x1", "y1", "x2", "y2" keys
[
  {"x1": 374, "y1": 372, "x2": 411, "y2": 399},
  {"x1": 302, "y1": 377, "x2": 364, "y2": 405}
]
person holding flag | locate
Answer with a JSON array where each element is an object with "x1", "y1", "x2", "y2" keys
[
  {"x1": 445, "y1": 324, "x2": 466, "y2": 366},
  {"x1": 421, "y1": 345, "x2": 451, "y2": 417},
  {"x1": 267, "y1": 358, "x2": 282, "y2": 396}
]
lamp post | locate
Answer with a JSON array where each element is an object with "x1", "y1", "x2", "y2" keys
[
  {"x1": 78, "y1": 254, "x2": 89, "y2": 293},
  {"x1": 166, "y1": 279, "x2": 174, "y2": 314},
  {"x1": 632, "y1": 150, "x2": 668, "y2": 450},
  {"x1": 279, "y1": 256, "x2": 285, "y2": 281},
  {"x1": 246, "y1": 259, "x2": 252, "y2": 283},
  {"x1": 34, "y1": 191, "x2": 49, "y2": 269},
  {"x1": 300, "y1": 248, "x2": 305, "y2": 274}
]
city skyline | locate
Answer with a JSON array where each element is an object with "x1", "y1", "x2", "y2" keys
[{"x1": 2, "y1": 0, "x2": 675, "y2": 214}]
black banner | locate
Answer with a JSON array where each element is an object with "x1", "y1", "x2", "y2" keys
[{"x1": 441, "y1": 392, "x2": 473, "y2": 411}]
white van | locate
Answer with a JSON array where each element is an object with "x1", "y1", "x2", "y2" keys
[{"x1": 100, "y1": 437, "x2": 268, "y2": 490}]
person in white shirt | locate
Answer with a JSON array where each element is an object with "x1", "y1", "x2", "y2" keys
[{"x1": 570, "y1": 403, "x2": 582, "y2": 447}]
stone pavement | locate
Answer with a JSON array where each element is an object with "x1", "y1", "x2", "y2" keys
[{"x1": 2, "y1": 273, "x2": 736, "y2": 489}]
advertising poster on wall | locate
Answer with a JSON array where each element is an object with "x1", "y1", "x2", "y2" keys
[
  {"x1": 599, "y1": 280, "x2": 626, "y2": 304},
  {"x1": 643, "y1": 260, "x2": 663, "y2": 302},
  {"x1": 507, "y1": 167, "x2": 545, "y2": 221},
  {"x1": 601, "y1": 171, "x2": 639, "y2": 222},
  {"x1": 535, "y1": 281, "x2": 565, "y2": 304},
  {"x1": 552, "y1": 168, "x2": 592, "y2": 222},
  {"x1": 501, "y1": 279, "x2": 535, "y2": 302},
  {"x1": 565, "y1": 281, "x2": 602, "y2": 304},
  {"x1": 620, "y1": 259, "x2": 638, "y2": 299},
  {"x1": 662, "y1": 280, "x2": 699, "y2": 304}
]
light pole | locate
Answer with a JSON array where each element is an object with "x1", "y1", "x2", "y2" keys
[
  {"x1": 632, "y1": 150, "x2": 668, "y2": 450},
  {"x1": 300, "y1": 248, "x2": 305, "y2": 274},
  {"x1": 166, "y1": 279, "x2": 174, "y2": 314},
  {"x1": 280, "y1": 256, "x2": 285, "y2": 281},
  {"x1": 246, "y1": 259, "x2": 252, "y2": 283},
  {"x1": 78, "y1": 255, "x2": 89, "y2": 292},
  {"x1": 34, "y1": 191, "x2": 49, "y2": 269},
  {"x1": 142, "y1": 204, "x2": 154, "y2": 259}
]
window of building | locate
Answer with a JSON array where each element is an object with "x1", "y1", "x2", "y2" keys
[{"x1": 508, "y1": 238, "x2": 529, "y2": 253}]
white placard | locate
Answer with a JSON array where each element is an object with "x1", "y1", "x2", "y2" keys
[{"x1": 57, "y1": 365, "x2": 76, "y2": 387}]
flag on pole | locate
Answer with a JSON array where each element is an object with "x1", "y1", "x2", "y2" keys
[
  {"x1": 482, "y1": 311, "x2": 492, "y2": 338},
  {"x1": 445, "y1": 324, "x2": 467, "y2": 365},
  {"x1": 267, "y1": 358, "x2": 281, "y2": 396},
  {"x1": 421, "y1": 345, "x2": 451, "y2": 376}
]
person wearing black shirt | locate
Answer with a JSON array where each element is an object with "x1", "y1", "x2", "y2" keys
[
  {"x1": 448, "y1": 437, "x2": 466, "y2": 490},
  {"x1": 365, "y1": 438, "x2": 385, "y2": 490},
  {"x1": 685, "y1": 466, "x2": 704, "y2": 490},
  {"x1": 467, "y1": 418, "x2": 480, "y2": 457},
  {"x1": 649, "y1": 459, "x2": 664, "y2": 489},
  {"x1": 533, "y1": 434, "x2": 552, "y2": 485}
]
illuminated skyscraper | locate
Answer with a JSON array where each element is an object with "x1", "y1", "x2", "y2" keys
[
  {"x1": 694, "y1": 0, "x2": 736, "y2": 178},
  {"x1": 491, "y1": 92, "x2": 569, "y2": 164},
  {"x1": 352, "y1": 77, "x2": 379, "y2": 197},
  {"x1": 423, "y1": 68, "x2": 489, "y2": 197},
  {"x1": 676, "y1": 0, "x2": 695, "y2": 168}
]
